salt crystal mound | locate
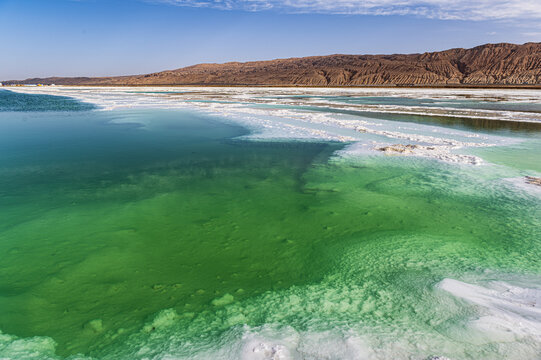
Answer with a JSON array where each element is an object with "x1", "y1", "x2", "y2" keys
[
  {"x1": 184, "y1": 325, "x2": 374, "y2": 360},
  {"x1": 0, "y1": 331, "x2": 58, "y2": 360},
  {"x1": 0, "y1": 331, "x2": 90, "y2": 360},
  {"x1": 438, "y1": 278, "x2": 541, "y2": 346},
  {"x1": 6, "y1": 86, "x2": 526, "y2": 165}
]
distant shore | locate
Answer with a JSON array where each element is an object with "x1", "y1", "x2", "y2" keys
[{"x1": 3, "y1": 84, "x2": 541, "y2": 89}]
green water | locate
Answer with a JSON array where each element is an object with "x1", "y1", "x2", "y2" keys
[
  {"x1": 0, "y1": 108, "x2": 341, "y2": 356},
  {"x1": 0, "y1": 94, "x2": 540, "y2": 359},
  {"x1": 472, "y1": 138, "x2": 541, "y2": 172}
]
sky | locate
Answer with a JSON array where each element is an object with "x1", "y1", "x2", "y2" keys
[{"x1": 0, "y1": 0, "x2": 540, "y2": 80}]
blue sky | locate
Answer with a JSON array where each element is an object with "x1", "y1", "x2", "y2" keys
[{"x1": 1, "y1": 0, "x2": 540, "y2": 80}]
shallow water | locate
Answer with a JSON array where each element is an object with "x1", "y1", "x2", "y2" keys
[{"x1": 0, "y1": 88, "x2": 540, "y2": 359}]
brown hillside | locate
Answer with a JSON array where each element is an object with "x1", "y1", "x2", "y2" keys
[{"x1": 6, "y1": 42, "x2": 541, "y2": 86}]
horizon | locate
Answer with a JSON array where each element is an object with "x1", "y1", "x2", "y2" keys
[{"x1": 1, "y1": 0, "x2": 541, "y2": 80}]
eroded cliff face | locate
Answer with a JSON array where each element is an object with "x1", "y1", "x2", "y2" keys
[{"x1": 8, "y1": 43, "x2": 541, "y2": 86}]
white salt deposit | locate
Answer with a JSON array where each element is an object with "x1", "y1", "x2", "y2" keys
[{"x1": 438, "y1": 278, "x2": 541, "y2": 343}]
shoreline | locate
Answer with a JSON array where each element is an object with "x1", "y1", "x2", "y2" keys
[{"x1": 3, "y1": 84, "x2": 541, "y2": 89}]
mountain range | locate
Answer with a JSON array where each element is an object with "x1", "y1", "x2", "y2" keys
[{"x1": 5, "y1": 42, "x2": 541, "y2": 87}]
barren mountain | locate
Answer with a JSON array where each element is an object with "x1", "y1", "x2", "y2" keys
[{"x1": 5, "y1": 42, "x2": 541, "y2": 86}]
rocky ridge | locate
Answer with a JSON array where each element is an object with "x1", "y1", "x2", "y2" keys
[{"x1": 5, "y1": 42, "x2": 541, "y2": 86}]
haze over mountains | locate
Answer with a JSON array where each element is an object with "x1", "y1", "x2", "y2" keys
[{"x1": 6, "y1": 42, "x2": 541, "y2": 87}]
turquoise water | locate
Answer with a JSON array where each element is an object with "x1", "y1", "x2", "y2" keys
[
  {"x1": 0, "y1": 89, "x2": 95, "y2": 112},
  {"x1": 0, "y1": 89, "x2": 540, "y2": 359}
]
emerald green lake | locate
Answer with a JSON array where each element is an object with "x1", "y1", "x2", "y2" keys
[{"x1": 0, "y1": 88, "x2": 540, "y2": 360}]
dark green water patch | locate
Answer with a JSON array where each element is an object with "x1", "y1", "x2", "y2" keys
[
  {"x1": 0, "y1": 109, "x2": 338, "y2": 356},
  {"x1": 0, "y1": 89, "x2": 95, "y2": 112}
]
